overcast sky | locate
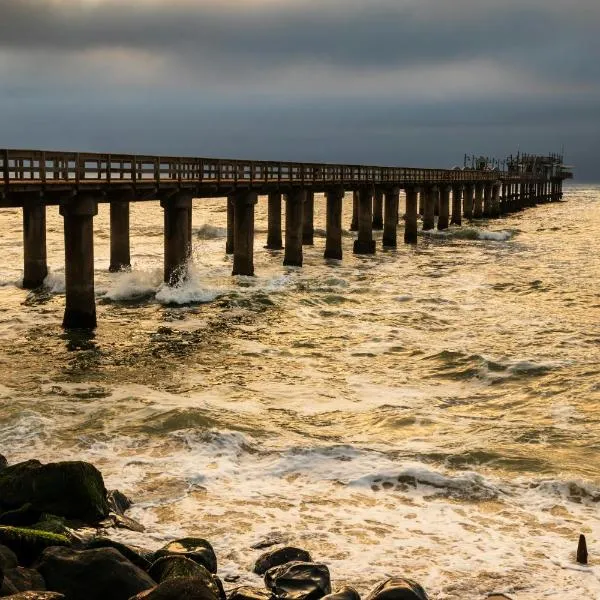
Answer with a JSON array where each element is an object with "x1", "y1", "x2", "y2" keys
[{"x1": 1, "y1": 0, "x2": 598, "y2": 179}]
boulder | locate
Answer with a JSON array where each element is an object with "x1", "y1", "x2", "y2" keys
[
  {"x1": 0, "y1": 545, "x2": 18, "y2": 570},
  {"x1": 0, "y1": 527, "x2": 71, "y2": 566},
  {"x1": 321, "y1": 587, "x2": 361, "y2": 600},
  {"x1": 0, "y1": 505, "x2": 42, "y2": 527},
  {"x1": 128, "y1": 576, "x2": 221, "y2": 600},
  {"x1": 365, "y1": 578, "x2": 429, "y2": 600},
  {"x1": 0, "y1": 594, "x2": 65, "y2": 599},
  {"x1": 153, "y1": 538, "x2": 217, "y2": 574},
  {"x1": 264, "y1": 562, "x2": 331, "y2": 600},
  {"x1": 85, "y1": 538, "x2": 151, "y2": 571},
  {"x1": 107, "y1": 490, "x2": 133, "y2": 516},
  {"x1": 0, "y1": 456, "x2": 7, "y2": 470},
  {"x1": 148, "y1": 556, "x2": 216, "y2": 589},
  {"x1": 1, "y1": 578, "x2": 19, "y2": 596},
  {"x1": 3, "y1": 566, "x2": 46, "y2": 592},
  {"x1": 0, "y1": 461, "x2": 109, "y2": 523},
  {"x1": 35, "y1": 546, "x2": 155, "y2": 600},
  {"x1": 254, "y1": 547, "x2": 312, "y2": 576},
  {"x1": 228, "y1": 586, "x2": 273, "y2": 600}
]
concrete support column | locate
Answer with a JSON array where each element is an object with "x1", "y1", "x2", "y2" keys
[
  {"x1": 473, "y1": 183, "x2": 484, "y2": 218},
  {"x1": 372, "y1": 189, "x2": 384, "y2": 230},
  {"x1": 404, "y1": 187, "x2": 418, "y2": 244},
  {"x1": 266, "y1": 192, "x2": 283, "y2": 249},
  {"x1": 382, "y1": 188, "x2": 399, "y2": 248},
  {"x1": 438, "y1": 186, "x2": 450, "y2": 230},
  {"x1": 324, "y1": 188, "x2": 344, "y2": 260},
  {"x1": 451, "y1": 185, "x2": 462, "y2": 226},
  {"x1": 284, "y1": 189, "x2": 305, "y2": 266},
  {"x1": 418, "y1": 190, "x2": 424, "y2": 216},
  {"x1": 529, "y1": 184, "x2": 537, "y2": 206},
  {"x1": 161, "y1": 192, "x2": 192, "y2": 285},
  {"x1": 22, "y1": 202, "x2": 48, "y2": 289},
  {"x1": 350, "y1": 191, "x2": 359, "y2": 231},
  {"x1": 60, "y1": 195, "x2": 98, "y2": 329},
  {"x1": 226, "y1": 195, "x2": 235, "y2": 254},
  {"x1": 492, "y1": 184, "x2": 501, "y2": 217},
  {"x1": 232, "y1": 191, "x2": 257, "y2": 276},
  {"x1": 353, "y1": 187, "x2": 376, "y2": 254},
  {"x1": 463, "y1": 184, "x2": 474, "y2": 220},
  {"x1": 109, "y1": 200, "x2": 130, "y2": 272},
  {"x1": 303, "y1": 191, "x2": 315, "y2": 245},
  {"x1": 483, "y1": 184, "x2": 493, "y2": 217},
  {"x1": 423, "y1": 186, "x2": 436, "y2": 231}
]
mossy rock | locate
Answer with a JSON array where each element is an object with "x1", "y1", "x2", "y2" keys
[
  {"x1": 31, "y1": 515, "x2": 69, "y2": 536},
  {"x1": 0, "y1": 460, "x2": 109, "y2": 524},
  {"x1": 0, "y1": 526, "x2": 71, "y2": 566}
]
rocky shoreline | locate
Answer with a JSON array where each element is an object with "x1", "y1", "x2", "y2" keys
[{"x1": 0, "y1": 455, "x2": 513, "y2": 600}]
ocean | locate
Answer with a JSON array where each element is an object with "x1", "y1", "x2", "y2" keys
[{"x1": 0, "y1": 184, "x2": 599, "y2": 599}]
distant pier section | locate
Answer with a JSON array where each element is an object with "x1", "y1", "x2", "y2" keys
[{"x1": 0, "y1": 149, "x2": 572, "y2": 329}]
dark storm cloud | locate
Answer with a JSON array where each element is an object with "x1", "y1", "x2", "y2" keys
[{"x1": 0, "y1": 0, "x2": 598, "y2": 83}]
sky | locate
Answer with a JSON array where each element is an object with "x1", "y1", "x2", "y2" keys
[{"x1": 0, "y1": 0, "x2": 599, "y2": 179}]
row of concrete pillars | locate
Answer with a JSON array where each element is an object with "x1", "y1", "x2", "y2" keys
[{"x1": 19, "y1": 180, "x2": 562, "y2": 328}]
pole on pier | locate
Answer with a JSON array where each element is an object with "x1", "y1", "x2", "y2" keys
[
  {"x1": 438, "y1": 185, "x2": 450, "y2": 230},
  {"x1": 372, "y1": 189, "x2": 384, "y2": 230},
  {"x1": 451, "y1": 185, "x2": 462, "y2": 226},
  {"x1": 483, "y1": 183, "x2": 493, "y2": 217},
  {"x1": 473, "y1": 183, "x2": 484, "y2": 218},
  {"x1": 353, "y1": 187, "x2": 376, "y2": 254},
  {"x1": 232, "y1": 191, "x2": 257, "y2": 276},
  {"x1": 422, "y1": 186, "x2": 436, "y2": 231},
  {"x1": 324, "y1": 188, "x2": 344, "y2": 260},
  {"x1": 303, "y1": 191, "x2": 315, "y2": 245},
  {"x1": 350, "y1": 190, "x2": 359, "y2": 231},
  {"x1": 266, "y1": 192, "x2": 283, "y2": 249},
  {"x1": 492, "y1": 184, "x2": 501, "y2": 217},
  {"x1": 404, "y1": 187, "x2": 418, "y2": 244},
  {"x1": 109, "y1": 199, "x2": 131, "y2": 272},
  {"x1": 22, "y1": 200, "x2": 48, "y2": 289},
  {"x1": 382, "y1": 188, "x2": 399, "y2": 248},
  {"x1": 161, "y1": 192, "x2": 192, "y2": 285},
  {"x1": 60, "y1": 194, "x2": 98, "y2": 329},
  {"x1": 226, "y1": 195, "x2": 235, "y2": 254},
  {"x1": 284, "y1": 189, "x2": 305, "y2": 266},
  {"x1": 463, "y1": 184, "x2": 474, "y2": 220}
]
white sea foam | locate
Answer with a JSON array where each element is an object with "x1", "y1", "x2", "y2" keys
[
  {"x1": 43, "y1": 269, "x2": 65, "y2": 293},
  {"x1": 103, "y1": 269, "x2": 163, "y2": 301},
  {"x1": 194, "y1": 223, "x2": 227, "y2": 240}
]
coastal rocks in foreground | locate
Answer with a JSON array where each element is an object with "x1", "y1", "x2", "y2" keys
[
  {"x1": 254, "y1": 547, "x2": 312, "y2": 575},
  {"x1": 129, "y1": 576, "x2": 220, "y2": 600},
  {"x1": 264, "y1": 561, "x2": 332, "y2": 600},
  {"x1": 365, "y1": 578, "x2": 429, "y2": 600},
  {"x1": 153, "y1": 538, "x2": 218, "y2": 574}
]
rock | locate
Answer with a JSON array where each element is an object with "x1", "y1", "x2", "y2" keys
[
  {"x1": 0, "y1": 461, "x2": 109, "y2": 524},
  {"x1": 153, "y1": 538, "x2": 217, "y2": 574},
  {"x1": 264, "y1": 562, "x2": 331, "y2": 600},
  {"x1": 85, "y1": 537, "x2": 151, "y2": 571},
  {"x1": 0, "y1": 527, "x2": 71, "y2": 566},
  {"x1": 0, "y1": 456, "x2": 7, "y2": 470},
  {"x1": 254, "y1": 547, "x2": 312, "y2": 576},
  {"x1": 3, "y1": 566, "x2": 46, "y2": 592},
  {"x1": 365, "y1": 578, "x2": 429, "y2": 600},
  {"x1": 1, "y1": 577, "x2": 19, "y2": 596},
  {"x1": 36, "y1": 546, "x2": 155, "y2": 600},
  {"x1": 321, "y1": 587, "x2": 361, "y2": 600},
  {"x1": 99, "y1": 513, "x2": 145, "y2": 533},
  {"x1": 251, "y1": 533, "x2": 287, "y2": 550},
  {"x1": 577, "y1": 534, "x2": 588, "y2": 565},
  {"x1": 0, "y1": 504, "x2": 42, "y2": 527},
  {"x1": 0, "y1": 594, "x2": 65, "y2": 599},
  {"x1": 148, "y1": 556, "x2": 214, "y2": 586},
  {"x1": 128, "y1": 576, "x2": 221, "y2": 600},
  {"x1": 107, "y1": 490, "x2": 133, "y2": 516},
  {"x1": 228, "y1": 586, "x2": 273, "y2": 600},
  {"x1": 0, "y1": 545, "x2": 18, "y2": 570},
  {"x1": 29, "y1": 516, "x2": 68, "y2": 537}
]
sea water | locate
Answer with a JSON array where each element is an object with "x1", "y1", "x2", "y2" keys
[{"x1": 0, "y1": 185, "x2": 599, "y2": 599}]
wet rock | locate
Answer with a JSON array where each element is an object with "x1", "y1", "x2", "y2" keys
[
  {"x1": 1, "y1": 577, "x2": 19, "y2": 596},
  {"x1": 0, "y1": 456, "x2": 7, "y2": 470},
  {"x1": 128, "y1": 576, "x2": 221, "y2": 600},
  {"x1": 153, "y1": 538, "x2": 217, "y2": 574},
  {"x1": 85, "y1": 538, "x2": 151, "y2": 571},
  {"x1": 148, "y1": 556, "x2": 216, "y2": 589},
  {"x1": 36, "y1": 546, "x2": 155, "y2": 600},
  {"x1": 321, "y1": 587, "x2": 361, "y2": 600},
  {"x1": 99, "y1": 513, "x2": 146, "y2": 533},
  {"x1": 0, "y1": 594, "x2": 65, "y2": 599},
  {"x1": 0, "y1": 504, "x2": 42, "y2": 527},
  {"x1": 365, "y1": 578, "x2": 429, "y2": 600},
  {"x1": 577, "y1": 534, "x2": 588, "y2": 565},
  {"x1": 228, "y1": 586, "x2": 273, "y2": 600},
  {"x1": 264, "y1": 562, "x2": 331, "y2": 600},
  {"x1": 251, "y1": 533, "x2": 287, "y2": 550},
  {"x1": 254, "y1": 547, "x2": 312, "y2": 576},
  {"x1": 3, "y1": 566, "x2": 46, "y2": 592},
  {"x1": 29, "y1": 516, "x2": 68, "y2": 537},
  {"x1": 107, "y1": 490, "x2": 133, "y2": 516},
  {"x1": 0, "y1": 461, "x2": 109, "y2": 524},
  {"x1": 0, "y1": 527, "x2": 71, "y2": 566},
  {"x1": 0, "y1": 544, "x2": 18, "y2": 570}
]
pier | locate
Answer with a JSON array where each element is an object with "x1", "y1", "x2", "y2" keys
[{"x1": 0, "y1": 149, "x2": 571, "y2": 328}]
